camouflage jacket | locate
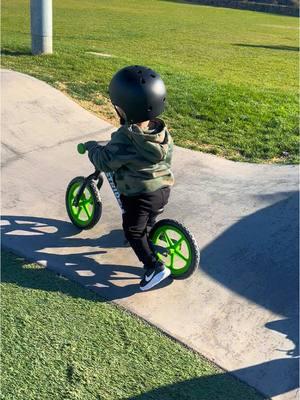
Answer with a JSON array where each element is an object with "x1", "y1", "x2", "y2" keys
[{"x1": 86, "y1": 119, "x2": 174, "y2": 196}]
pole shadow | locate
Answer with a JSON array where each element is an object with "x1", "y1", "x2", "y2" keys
[{"x1": 1, "y1": 48, "x2": 32, "y2": 57}]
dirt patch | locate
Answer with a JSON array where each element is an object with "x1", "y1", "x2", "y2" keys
[
  {"x1": 86, "y1": 51, "x2": 115, "y2": 58},
  {"x1": 55, "y1": 82, "x2": 119, "y2": 126},
  {"x1": 260, "y1": 24, "x2": 299, "y2": 30}
]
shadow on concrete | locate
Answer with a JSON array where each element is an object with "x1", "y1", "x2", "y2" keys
[
  {"x1": 200, "y1": 191, "x2": 299, "y2": 396},
  {"x1": 1, "y1": 215, "x2": 172, "y2": 301},
  {"x1": 1, "y1": 192, "x2": 299, "y2": 397},
  {"x1": 233, "y1": 43, "x2": 299, "y2": 52}
]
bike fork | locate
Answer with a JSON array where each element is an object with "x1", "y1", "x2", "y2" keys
[{"x1": 73, "y1": 170, "x2": 101, "y2": 207}]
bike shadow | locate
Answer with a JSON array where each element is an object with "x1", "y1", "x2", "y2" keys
[{"x1": 1, "y1": 215, "x2": 172, "y2": 301}]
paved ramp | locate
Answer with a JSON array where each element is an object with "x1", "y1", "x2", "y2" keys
[{"x1": 1, "y1": 69, "x2": 298, "y2": 400}]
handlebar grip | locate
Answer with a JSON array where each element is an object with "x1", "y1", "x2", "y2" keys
[{"x1": 77, "y1": 143, "x2": 86, "y2": 154}]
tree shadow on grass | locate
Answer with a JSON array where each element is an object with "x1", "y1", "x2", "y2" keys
[
  {"x1": 1, "y1": 215, "x2": 172, "y2": 301},
  {"x1": 233, "y1": 43, "x2": 300, "y2": 52},
  {"x1": 122, "y1": 373, "x2": 269, "y2": 400},
  {"x1": 121, "y1": 357, "x2": 299, "y2": 399}
]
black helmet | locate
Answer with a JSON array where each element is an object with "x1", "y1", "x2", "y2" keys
[{"x1": 109, "y1": 65, "x2": 166, "y2": 124}]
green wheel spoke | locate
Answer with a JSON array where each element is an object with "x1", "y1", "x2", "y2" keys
[
  {"x1": 157, "y1": 253, "x2": 164, "y2": 261},
  {"x1": 163, "y1": 232, "x2": 172, "y2": 247},
  {"x1": 76, "y1": 206, "x2": 83, "y2": 218},
  {"x1": 83, "y1": 204, "x2": 91, "y2": 219},
  {"x1": 158, "y1": 233, "x2": 167, "y2": 244},
  {"x1": 175, "y1": 250, "x2": 188, "y2": 262},
  {"x1": 174, "y1": 237, "x2": 185, "y2": 250},
  {"x1": 67, "y1": 180, "x2": 98, "y2": 228},
  {"x1": 151, "y1": 224, "x2": 193, "y2": 277},
  {"x1": 71, "y1": 195, "x2": 78, "y2": 206},
  {"x1": 170, "y1": 253, "x2": 175, "y2": 267}
]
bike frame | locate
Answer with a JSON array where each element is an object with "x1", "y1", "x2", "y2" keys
[{"x1": 73, "y1": 170, "x2": 125, "y2": 213}]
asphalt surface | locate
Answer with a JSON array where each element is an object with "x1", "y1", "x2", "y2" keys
[{"x1": 1, "y1": 69, "x2": 299, "y2": 400}]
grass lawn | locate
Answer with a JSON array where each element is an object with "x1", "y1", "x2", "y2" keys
[
  {"x1": 1, "y1": 250, "x2": 265, "y2": 400},
  {"x1": 1, "y1": 0, "x2": 299, "y2": 163}
]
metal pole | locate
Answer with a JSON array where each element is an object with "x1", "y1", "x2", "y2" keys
[{"x1": 30, "y1": 0, "x2": 52, "y2": 55}]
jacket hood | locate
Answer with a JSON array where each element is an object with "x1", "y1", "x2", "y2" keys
[
  {"x1": 124, "y1": 119, "x2": 170, "y2": 163},
  {"x1": 131, "y1": 118, "x2": 166, "y2": 143}
]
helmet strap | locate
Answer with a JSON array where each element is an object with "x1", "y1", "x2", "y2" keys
[
  {"x1": 119, "y1": 116, "x2": 126, "y2": 126},
  {"x1": 114, "y1": 105, "x2": 130, "y2": 127}
]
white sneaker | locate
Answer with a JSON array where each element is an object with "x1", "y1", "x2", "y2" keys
[{"x1": 140, "y1": 263, "x2": 171, "y2": 291}]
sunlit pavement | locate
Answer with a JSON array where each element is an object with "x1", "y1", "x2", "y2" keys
[{"x1": 2, "y1": 69, "x2": 298, "y2": 400}]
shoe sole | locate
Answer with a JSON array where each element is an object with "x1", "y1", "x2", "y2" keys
[{"x1": 140, "y1": 268, "x2": 171, "y2": 291}]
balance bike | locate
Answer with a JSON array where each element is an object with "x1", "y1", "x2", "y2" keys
[{"x1": 65, "y1": 143, "x2": 200, "y2": 279}]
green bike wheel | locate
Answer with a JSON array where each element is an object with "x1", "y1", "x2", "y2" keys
[
  {"x1": 66, "y1": 176, "x2": 102, "y2": 230},
  {"x1": 149, "y1": 219, "x2": 200, "y2": 279}
]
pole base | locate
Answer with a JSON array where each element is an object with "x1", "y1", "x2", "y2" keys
[{"x1": 31, "y1": 35, "x2": 52, "y2": 55}]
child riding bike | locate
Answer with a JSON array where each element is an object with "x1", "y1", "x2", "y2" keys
[{"x1": 84, "y1": 65, "x2": 174, "y2": 291}]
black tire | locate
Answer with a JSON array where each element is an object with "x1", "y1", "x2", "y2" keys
[
  {"x1": 149, "y1": 219, "x2": 200, "y2": 279},
  {"x1": 65, "y1": 176, "x2": 102, "y2": 230}
]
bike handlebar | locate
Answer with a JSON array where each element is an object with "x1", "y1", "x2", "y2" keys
[{"x1": 77, "y1": 143, "x2": 86, "y2": 154}]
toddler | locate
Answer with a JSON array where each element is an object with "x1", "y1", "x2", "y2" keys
[{"x1": 85, "y1": 65, "x2": 174, "y2": 291}]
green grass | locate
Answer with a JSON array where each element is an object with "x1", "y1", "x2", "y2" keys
[
  {"x1": 1, "y1": 250, "x2": 265, "y2": 400},
  {"x1": 1, "y1": 0, "x2": 299, "y2": 163}
]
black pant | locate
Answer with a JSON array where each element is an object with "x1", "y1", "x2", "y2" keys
[{"x1": 120, "y1": 186, "x2": 171, "y2": 269}]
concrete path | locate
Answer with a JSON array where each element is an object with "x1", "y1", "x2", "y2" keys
[{"x1": 1, "y1": 69, "x2": 298, "y2": 400}]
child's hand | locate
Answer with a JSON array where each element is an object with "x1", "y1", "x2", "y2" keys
[{"x1": 84, "y1": 141, "x2": 98, "y2": 151}]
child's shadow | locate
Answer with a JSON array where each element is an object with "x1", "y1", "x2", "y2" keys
[{"x1": 1, "y1": 215, "x2": 171, "y2": 301}]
